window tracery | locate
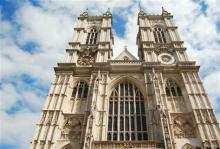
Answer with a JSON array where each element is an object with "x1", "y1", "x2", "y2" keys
[
  {"x1": 72, "y1": 81, "x2": 89, "y2": 100},
  {"x1": 107, "y1": 81, "x2": 148, "y2": 141},
  {"x1": 86, "y1": 28, "x2": 98, "y2": 45},
  {"x1": 165, "y1": 79, "x2": 182, "y2": 96},
  {"x1": 153, "y1": 27, "x2": 167, "y2": 44}
]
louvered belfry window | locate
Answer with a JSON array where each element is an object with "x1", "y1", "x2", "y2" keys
[
  {"x1": 107, "y1": 81, "x2": 148, "y2": 141},
  {"x1": 165, "y1": 79, "x2": 182, "y2": 97},
  {"x1": 86, "y1": 28, "x2": 98, "y2": 44},
  {"x1": 72, "y1": 81, "x2": 89, "y2": 100},
  {"x1": 153, "y1": 27, "x2": 167, "y2": 44}
]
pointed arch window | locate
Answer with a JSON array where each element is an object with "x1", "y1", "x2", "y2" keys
[
  {"x1": 107, "y1": 81, "x2": 148, "y2": 141},
  {"x1": 86, "y1": 28, "x2": 98, "y2": 45},
  {"x1": 72, "y1": 81, "x2": 89, "y2": 100},
  {"x1": 153, "y1": 27, "x2": 167, "y2": 44},
  {"x1": 165, "y1": 79, "x2": 182, "y2": 97}
]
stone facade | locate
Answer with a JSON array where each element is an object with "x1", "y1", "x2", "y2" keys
[{"x1": 30, "y1": 8, "x2": 220, "y2": 149}]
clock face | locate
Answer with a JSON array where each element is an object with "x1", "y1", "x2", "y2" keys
[{"x1": 158, "y1": 53, "x2": 175, "y2": 64}]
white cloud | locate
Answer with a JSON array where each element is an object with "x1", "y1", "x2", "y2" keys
[
  {"x1": 0, "y1": 81, "x2": 44, "y2": 112},
  {"x1": 204, "y1": 70, "x2": 220, "y2": 121},
  {"x1": 0, "y1": 110, "x2": 40, "y2": 149},
  {"x1": 0, "y1": 84, "x2": 19, "y2": 111},
  {"x1": 112, "y1": 2, "x2": 139, "y2": 58},
  {"x1": 204, "y1": 71, "x2": 220, "y2": 105}
]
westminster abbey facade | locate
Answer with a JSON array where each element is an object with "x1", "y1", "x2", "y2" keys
[{"x1": 30, "y1": 8, "x2": 220, "y2": 149}]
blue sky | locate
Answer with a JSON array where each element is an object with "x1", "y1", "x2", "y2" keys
[{"x1": 0, "y1": 0, "x2": 220, "y2": 149}]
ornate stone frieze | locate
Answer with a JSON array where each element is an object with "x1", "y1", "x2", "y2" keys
[
  {"x1": 154, "y1": 43, "x2": 174, "y2": 54},
  {"x1": 60, "y1": 116, "x2": 83, "y2": 141},
  {"x1": 77, "y1": 48, "x2": 97, "y2": 66},
  {"x1": 172, "y1": 114, "x2": 195, "y2": 138},
  {"x1": 92, "y1": 141, "x2": 164, "y2": 149}
]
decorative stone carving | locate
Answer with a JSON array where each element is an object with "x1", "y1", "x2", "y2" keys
[
  {"x1": 154, "y1": 43, "x2": 174, "y2": 54},
  {"x1": 80, "y1": 9, "x2": 88, "y2": 17},
  {"x1": 162, "y1": 7, "x2": 171, "y2": 16},
  {"x1": 77, "y1": 48, "x2": 96, "y2": 65},
  {"x1": 61, "y1": 116, "x2": 83, "y2": 140},
  {"x1": 103, "y1": 8, "x2": 112, "y2": 16},
  {"x1": 158, "y1": 53, "x2": 175, "y2": 64},
  {"x1": 138, "y1": 10, "x2": 146, "y2": 16},
  {"x1": 85, "y1": 133, "x2": 93, "y2": 149},
  {"x1": 182, "y1": 143, "x2": 195, "y2": 149},
  {"x1": 173, "y1": 115, "x2": 195, "y2": 138}
]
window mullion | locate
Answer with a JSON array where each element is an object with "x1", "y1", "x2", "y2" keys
[
  {"x1": 118, "y1": 84, "x2": 120, "y2": 140},
  {"x1": 75, "y1": 82, "x2": 80, "y2": 99},
  {"x1": 133, "y1": 84, "x2": 137, "y2": 140},
  {"x1": 129, "y1": 87, "x2": 131, "y2": 140},
  {"x1": 81, "y1": 82, "x2": 85, "y2": 99}
]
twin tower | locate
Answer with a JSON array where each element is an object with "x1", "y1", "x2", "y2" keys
[{"x1": 30, "y1": 8, "x2": 220, "y2": 149}]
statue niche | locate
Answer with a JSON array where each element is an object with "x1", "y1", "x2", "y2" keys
[
  {"x1": 61, "y1": 116, "x2": 83, "y2": 141},
  {"x1": 173, "y1": 116, "x2": 195, "y2": 138}
]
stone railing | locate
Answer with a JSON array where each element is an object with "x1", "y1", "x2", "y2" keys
[
  {"x1": 92, "y1": 141, "x2": 164, "y2": 149},
  {"x1": 109, "y1": 60, "x2": 142, "y2": 65}
]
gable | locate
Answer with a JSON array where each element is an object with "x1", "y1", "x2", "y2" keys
[{"x1": 115, "y1": 49, "x2": 137, "y2": 60}]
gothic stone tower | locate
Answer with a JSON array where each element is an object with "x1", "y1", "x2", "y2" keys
[{"x1": 30, "y1": 8, "x2": 220, "y2": 149}]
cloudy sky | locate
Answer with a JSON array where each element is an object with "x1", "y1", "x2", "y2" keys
[{"x1": 0, "y1": 0, "x2": 220, "y2": 148}]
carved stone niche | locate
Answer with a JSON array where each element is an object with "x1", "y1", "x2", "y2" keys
[
  {"x1": 61, "y1": 115, "x2": 84, "y2": 141},
  {"x1": 172, "y1": 114, "x2": 195, "y2": 139},
  {"x1": 77, "y1": 47, "x2": 97, "y2": 66}
]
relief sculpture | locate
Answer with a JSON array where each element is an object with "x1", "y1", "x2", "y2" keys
[
  {"x1": 61, "y1": 116, "x2": 83, "y2": 141},
  {"x1": 77, "y1": 48, "x2": 96, "y2": 65},
  {"x1": 173, "y1": 115, "x2": 195, "y2": 138}
]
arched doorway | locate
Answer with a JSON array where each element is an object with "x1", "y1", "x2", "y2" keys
[{"x1": 61, "y1": 144, "x2": 73, "y2": 149}]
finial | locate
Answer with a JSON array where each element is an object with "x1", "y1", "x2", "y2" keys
[
  {"x1": 138, "y1": 0, "x2": 146, "y2": 16},
  {"x1": 138, "y1": 0, "x2": 143, "y2": 11},
  {"x1": 104, "y1": 7, "x2": 111, "y2": 16},
  {"x1": 162, "y1": 6, "x2": 170, "y2": 15},
  {"x1": 80, "y1": 8, "x2": 89, "y2": 17},
  {"x1": 124, "y1": 45, "x2": 128, "y2": 51}
]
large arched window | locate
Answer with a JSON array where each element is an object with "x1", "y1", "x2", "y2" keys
[
  {"x1": 153, "y1": 27, "x2": 166, "y2": 44},
  {"x1": 86, "y1": 28, "x2": 98, "y2": 44},
  {"x1": 72, "y1": 81, "x2": 89, "y2": 100},
  {"x1": 107, "y1": 81, "x2": 148, "y2": 141},
  {"x1": 165, "y1": 79, "x2": 182, "y2": 96}
]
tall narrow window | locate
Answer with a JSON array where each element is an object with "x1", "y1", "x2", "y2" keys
[
  {"x1": 165, "y1": 79, "x2": 182, "y2": 97},
  {"x1": 72, "y1": 81, "x2": 89, "y2": 100},
  {"x1": 107, "y1": 81, "x2": 148, "y2": 141},
  {"x1": 86, "y1": 28, "x2": 98, "y2": 44},
  {"x1": 153, "y1": 27, "x2": 167, "y2": 44}
]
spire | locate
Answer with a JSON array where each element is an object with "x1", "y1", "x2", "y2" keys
[
  {"x1": 124, "y1": 45, "x2": 128, "y2": 51},
  {"x1": 138, "y1": 1, "x2": 142, "y2": 11},
  {"x1": 162, "y1": 7, "x2": 165, "y2": 12},
  {"x1": 103, "y1": 8, "x2": 112, "y2": 16},
  {"x1": 138, "y1": 0, "x2": 146, "y2": 16},
  {"x1": 162, "y1": 7, "x2": 171, "y2": 16}
]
